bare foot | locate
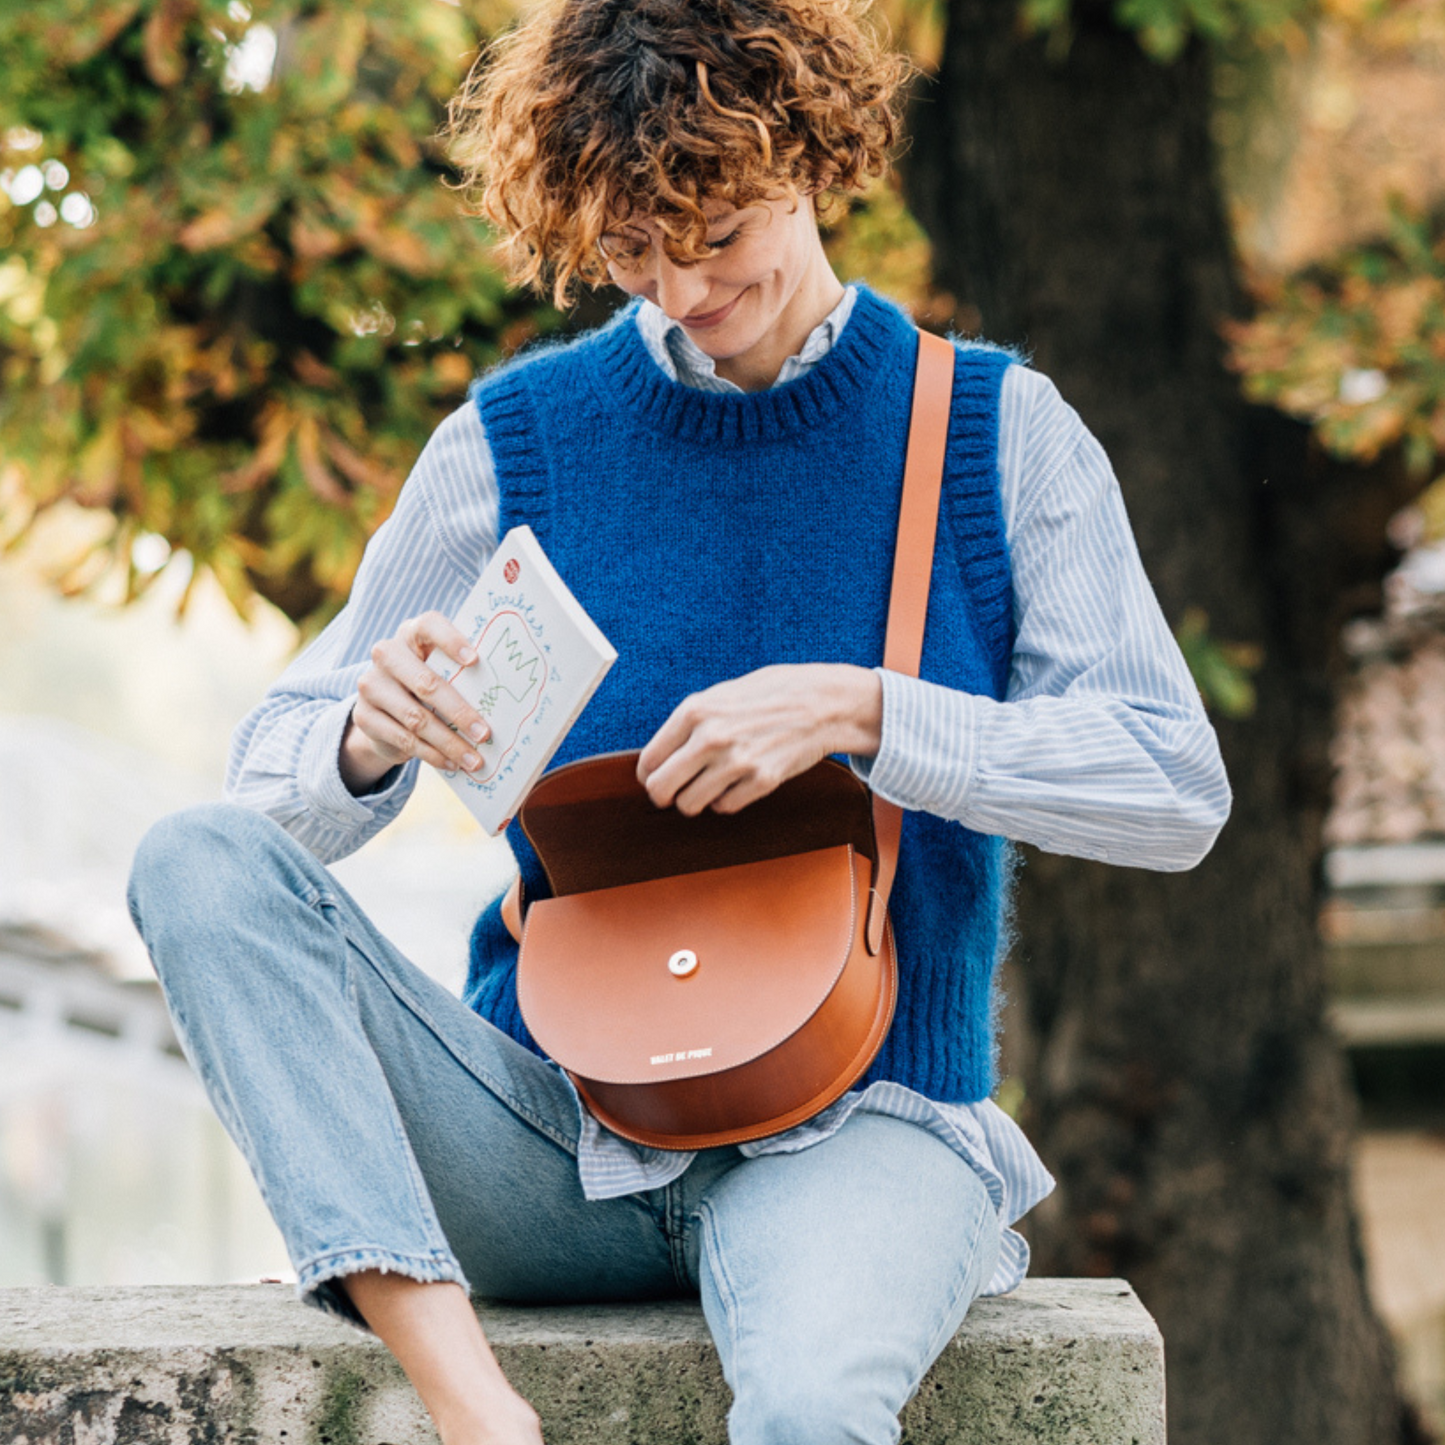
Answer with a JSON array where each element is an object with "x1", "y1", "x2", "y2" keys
[
  {"x1": 437, "y1": 1382, "x2": 544, "y2": 1445},
  {"x1": 340, "y1": 1274, "x2": 544, "y2": 1444}
]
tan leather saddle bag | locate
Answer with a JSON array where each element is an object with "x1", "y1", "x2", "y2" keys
[
  {"x1": 514, "y1": 751, "x2": 894, "y2": 1148},
  {"x1": 506, "y1": 329, "x2": 956, "y2": 1150}
]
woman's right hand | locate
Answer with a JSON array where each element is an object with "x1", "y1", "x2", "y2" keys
[{"x1": 340, "y1": 610, "x2": 492, "y2": 795}]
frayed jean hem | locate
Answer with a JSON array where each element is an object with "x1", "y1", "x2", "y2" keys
[{"x1": 296, "y1": 1246, "x2": 470, "y2": 1331}]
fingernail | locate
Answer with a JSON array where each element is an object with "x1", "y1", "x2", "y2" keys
[
  {"x1": 460, "y1": 648, "x2": 478, "y2": 666},
  {"x1": 463, "y1": 752, "x2": 481, "y2": 770},
  {"x1": 467, "y1": 722, "x2": 488, "y2": 744}
]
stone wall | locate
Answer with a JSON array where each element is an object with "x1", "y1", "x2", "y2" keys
[{"x1": 0, "y1": 1278, "x2": 1164, "y2": 1444}]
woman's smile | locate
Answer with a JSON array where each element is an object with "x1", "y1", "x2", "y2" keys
[{"x1": 682, "y1": 292, "x2": 745, "y2": 329}]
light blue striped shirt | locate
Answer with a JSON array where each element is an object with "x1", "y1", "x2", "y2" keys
[{"x1": 227, "y1": 285, "x2": 1230, "y2": 1297}]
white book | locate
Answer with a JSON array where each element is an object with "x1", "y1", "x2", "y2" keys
[{"x1": 427, "y1": 526, "x2": 616, "y2": 835}]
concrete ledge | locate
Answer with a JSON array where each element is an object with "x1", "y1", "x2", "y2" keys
[{"x1": 0, "y1": 1279, "x2": 1164, "y2": 1444}]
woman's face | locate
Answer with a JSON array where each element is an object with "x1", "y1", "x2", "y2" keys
[{"x1": 600, "y1": 188, "x2": 842, "y2": 389}]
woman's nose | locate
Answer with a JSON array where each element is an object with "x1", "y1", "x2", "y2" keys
[{"x1": 652, "y1": 254, "x2": 709, "y2": 321}]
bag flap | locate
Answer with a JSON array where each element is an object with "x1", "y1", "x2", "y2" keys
[
  {"x1": 517, "y1": 844, "x2": 864, "y2": 1085},
  {"x1": 519, "y1": 752, "x2": 877, "y2": 897}
]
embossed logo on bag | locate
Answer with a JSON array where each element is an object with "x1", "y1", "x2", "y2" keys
[{"x1": 650, "y1": 1048, "x2": 714, "y2": 1066}]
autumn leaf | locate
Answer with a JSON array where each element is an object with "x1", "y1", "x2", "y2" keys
[
  {"x1": 178, "y1": 188, "x2": 281, "y2": 252},
  {"x1": 1374, "y1": 277, "x2": 1440, "y2": 349},
  {"x1": 320, "y1": 426, "x2": 400, "y2": 494},
  {"x1": 295, "y1": 413, "x2": 350, "y2": 505},
  {"x1": 220, "y1": 402, "x2": 293, "y2": 494},
  {"x1": 142, "y1": 0, "x2": 196, "y2": 88},
  {"x1": 364, "y1": 226, "x2": 442, "y2": 275},
  {"x1": 22, "y1": 0, "x2": 143, "y2": 66},
  {"x1": 72, "y1": 424, "x2": 124, "y2": 508},
  {"x1": 292, "y1": 351, "x2": 342, "y2": 390},
  {"x1": 290, "y1": 209, "x2": 349, "y2": 264},
  {"x1": 431, "y1": 351, "x2": 475, "y2": 391}
]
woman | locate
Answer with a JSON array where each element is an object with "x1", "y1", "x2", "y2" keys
[{"x1": 127, "y1": 0, "x2": 1231, "y2": 1441}]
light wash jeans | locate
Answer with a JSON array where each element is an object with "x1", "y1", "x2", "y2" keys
[{"x1": 127, "y1": 803, "x2": 1002, "y2": 1445}]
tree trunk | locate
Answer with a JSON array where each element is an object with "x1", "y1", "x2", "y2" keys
[{"x1": 902, "y1": 5, "x2": 1420, "y2": 1441}]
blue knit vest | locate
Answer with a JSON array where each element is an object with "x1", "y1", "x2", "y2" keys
[{"x1": 464, "y1": 283, "x2": 1015, "y2": 1103}]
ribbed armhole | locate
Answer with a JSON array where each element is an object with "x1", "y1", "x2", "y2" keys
[
  {"x1": 945, "y1": 349, "x2": 1015, "y2": 698},
  {"x1": 470, "y1": 367, "x2": 552, "y2": 543}
]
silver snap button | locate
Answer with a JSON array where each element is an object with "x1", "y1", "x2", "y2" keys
[{"x1": 668, "y1": 949, "x2": 698, "y2": 978}]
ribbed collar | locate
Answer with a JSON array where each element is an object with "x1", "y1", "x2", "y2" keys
[{"x1": 582, "y1": 282, "x2": 912, "y2": 445}]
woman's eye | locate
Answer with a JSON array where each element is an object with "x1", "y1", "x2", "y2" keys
[
  {"x1": 706, "y1": 230, "x2": 741, "y2": 252},
  {"x1": 600, "y1": 235, "x2": 649, "y2": 265}
]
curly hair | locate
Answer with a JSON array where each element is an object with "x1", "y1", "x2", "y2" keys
[{"x1": 444, "y1": 0, "x2": 913, "y2": 306}]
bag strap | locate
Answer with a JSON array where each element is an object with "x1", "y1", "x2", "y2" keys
[{"x1": 864, "y1": 328, "x2": 956, "y2": 956}]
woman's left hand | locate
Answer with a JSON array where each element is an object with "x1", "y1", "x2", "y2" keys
[{"x1": 637, "y1": 663, "x2": 883, "y2": 815}]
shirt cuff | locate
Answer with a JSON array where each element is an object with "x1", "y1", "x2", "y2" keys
[
  {"x1": 297, "y1": 697, "x2": 413, "y2": 828},
  {"x1": 848, "y1": 667, "x2": 982, "y2": 817}
]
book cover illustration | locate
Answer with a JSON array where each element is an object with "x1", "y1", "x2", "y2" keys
[
  {"x1": 464, "y1": 613, "x2": 546, "y2": 782},
  {"x1": 428, "y1": 526, "x2": 616, "y2": 835}
]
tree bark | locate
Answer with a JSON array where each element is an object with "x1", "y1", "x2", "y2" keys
[{"x1": 902, "y1": 4, "x2": 1421, "y2": 1441}]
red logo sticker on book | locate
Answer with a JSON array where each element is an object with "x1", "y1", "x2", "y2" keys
[{"x1": 504, "y1": 558, "x2": 520, "y2": 583}]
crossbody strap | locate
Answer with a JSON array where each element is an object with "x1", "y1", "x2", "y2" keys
[{"x1": 864, "y1": 328, "x2": 955, "y2": 956}]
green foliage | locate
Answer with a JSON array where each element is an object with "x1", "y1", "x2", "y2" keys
[
  {"x1": 0, "y1": 0, "x2": 556, "y2": 632},
  {"x1": 871, "y1": 0, "x2": 946, "y2": 71},
  {"x1": 1224, "y1": 202, "x2": 1445, "y2": 481},
  {"x1": 994, "y1": 1074, "x2": 1027, "y2": 1120},
  {"x1": 1405, "y1": 471, "x2": 1445, "y2": 544},
  {"x1": 1176, "y1": 607, "x2": 1263, "y2": 717},
  {"x1": 820, "y1": 174, "x2": 936, "y2": 315},
  {"x1": 1020, "y1": 0, "x2": 1321, "y2": 63}
]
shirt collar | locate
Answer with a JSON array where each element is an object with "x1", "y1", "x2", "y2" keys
[{"x1": 635, "y1": 285, "x2": 858, "y2": 394}]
